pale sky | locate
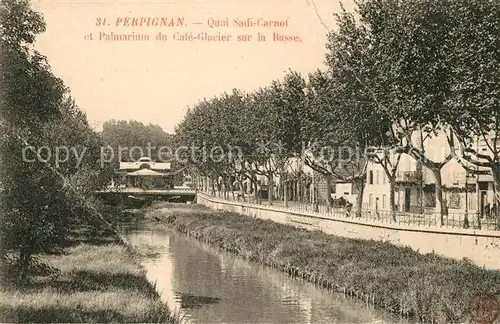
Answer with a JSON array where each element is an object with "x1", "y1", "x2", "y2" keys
[{"x1": 32, "y1": 0, "x2": 356, "y2": 133}]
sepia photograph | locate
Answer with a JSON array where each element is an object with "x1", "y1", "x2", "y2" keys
[{"x1": 0, "y1": 0, "x2": 499, "y2": 323}]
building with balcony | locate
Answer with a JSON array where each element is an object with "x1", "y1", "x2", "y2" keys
[
  {"x1": 361, "y1": 126, "x2": 498, "y2": 217},
  {"x1": 470, "y1": 131, "x2": 500, "y2": 218},
  {"x1": 362, "y1": 152, "x2": 424, "y2": 213}
]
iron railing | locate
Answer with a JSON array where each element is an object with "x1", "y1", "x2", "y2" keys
[
  {"x1": 96, "y1": 187, "x2": 196, "y2": 194},
  {"x1": 200, "y1": 189, "x2": 500, "y2": 231},
  {"x1": 395, "y1": 171, "x2": 421, "y2": 183}
]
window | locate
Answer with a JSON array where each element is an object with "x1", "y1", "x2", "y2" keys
[
  {"x1": 369, "y1": 170, "x2": 374, "y2": 184},
  {"x1": 382, "y1": 194, "x2": 387, "y2": 209},
  {"x1": 479, "y1": 182, "x2": 488, "y2": 191},
  {"x1": 369, "y1": 194, "x2": 373, "y2": 208},
  {"x1": 425, "y1": 190, "x2": 436, "y2": 207},
  {"x1": 376, "y1": 171, "x2": 379, "y2": 184},
  {"x1": 344, "y1": 192, "x2": 349, "y2": 195},
  {"x1": 383, "y1": 172, "x2": 386, "y2": 184},
  {"x1": 139, "y1": 163, "x2": 151, "y2": 170},
  {"x1": 449, "y1": 192, "x2": 461, "y2": 209}
]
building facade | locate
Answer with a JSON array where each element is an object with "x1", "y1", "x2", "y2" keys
[
  {"x1": 114, "y1": 157, "x2": 176, "y2": 189},
  {"x1": 362, "y1": 127, "x2": 498, "y2": 217}
]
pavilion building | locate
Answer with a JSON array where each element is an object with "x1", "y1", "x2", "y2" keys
[{"x1": 112, "y1": 157, "x2": 183, "y2": 189}]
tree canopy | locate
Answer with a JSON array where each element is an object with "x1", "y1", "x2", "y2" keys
[
  {"x1": 175, "y1": 0, "x2": 500, "y2": 216},
  {"x1": 0, "y1": 0, "x2": 112, "y2": 281}
]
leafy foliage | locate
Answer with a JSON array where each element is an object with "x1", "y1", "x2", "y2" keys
[
  {"x1": 175, "y1": 0, "x2": 499, "y2": 214},
  {"x1": 0, "y1": 0, "x2": 111, "y2": 281}
]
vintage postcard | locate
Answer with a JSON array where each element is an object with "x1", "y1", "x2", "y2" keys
[{"x1": 1, "y1": 0, "x2": 499, "y2": 323}]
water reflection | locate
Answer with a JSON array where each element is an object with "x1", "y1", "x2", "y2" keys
[
  {"x1": 175, "y1": 292, "x2": 222, "y2": 309},
  {"x1": 121, "y1": 219, "x2": 407, "y2": 323}
]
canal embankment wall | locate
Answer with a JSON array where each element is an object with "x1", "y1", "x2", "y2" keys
[{"x1": 197, "y1": 193, "x2": 500, "y2": 271}]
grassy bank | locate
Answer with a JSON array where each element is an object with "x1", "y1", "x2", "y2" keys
[
  {"x1": 148, "y1": 203, "x2": 500, "y2": 323},
  {"x1": 0, "y1": 222, "x2": 178, "y2": 323}
]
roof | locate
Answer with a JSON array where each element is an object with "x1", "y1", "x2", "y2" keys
[
  {"x1": 119, "y1": 161, "x2": 171, "y2": 171},
  {"x1": 334, "y1": 180, "x2": 351, "y2": 184},
  {"x1": 123, "y1": 166, "x2": 187, "y2": 177},
  {"x1": 127, "y1": 169, "x2": 169, "y2": 176}
]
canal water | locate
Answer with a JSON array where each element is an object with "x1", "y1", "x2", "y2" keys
[{"x1": 120, "y1": 217, "x2": 406, "y2": 323}]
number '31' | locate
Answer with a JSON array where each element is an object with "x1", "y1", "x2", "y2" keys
[{"x1": 95, "y1": 18, "x2": 107, "y2": 26}]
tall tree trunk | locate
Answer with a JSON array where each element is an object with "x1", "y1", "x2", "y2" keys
[
  {"x1": 225, "y1": 176, "x2": 229, "y2": 199},
  {"x1": 354, "y1": 180, "x2": 365, "y2": 217},
  {"x1": 326, "y1": 174, "x2": 332, "y2": 211},
  {"x1": 302, "y1": 179, "x2": 306, "y2": 203},
  {"x1": 267, "y1": 172, "x2": 273, "y2": 205},
  {"x1": 389, "y1": 177, "x2": 396, "y2": 222},
  {"x1": 238, "y1": 178, "x2": 245, "y2": 202},
  {"x1": 253, "y1": 178, "x2": 259, "y2": 204},
  {"x1": 432, "y1": 169, "x2": 447, "y2": 226},
  {"x1": 18, "y1": 247, "x2": 31, "y2": 284},
  {"x1": 284, "y1": 179, "x2": 288, "y2": 208},
  {"x1": 312, "y1": 174, "x2": 318, "y2": 211},
  {"x1": 247, "y1": 175, "x2": 253, "y2": 196},
  {"x1": 247, "y1": 178, "x2": 252, "y2": 196},
  {"x1": 492, "y1": 166, "x2": 500, "y2": 229},
  {"x1": 278, "y1": 178, "x2": 283, "y2": 201},
  {"x1": 299, "y1": 178, "x2": 303, "y2": 202},
  {"x1": 228, "y1": 178, "x2": 235, "y2": 199}
]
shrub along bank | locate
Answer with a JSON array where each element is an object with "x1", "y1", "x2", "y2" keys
[
  {"x1": 0, "y1": 214, "x2": 178, "y2": 323},
  {"x1": 148, "y1": 203, "x2": 500, "y2": 323}
]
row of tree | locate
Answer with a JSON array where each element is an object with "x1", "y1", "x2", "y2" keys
[
  {"x1": 174, "y1": 0, "x2": 500, "y2": 225},
  {"x1": 0, "y1": 0, "x2": 111, "y2": 281}
]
